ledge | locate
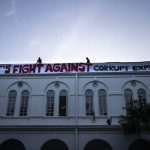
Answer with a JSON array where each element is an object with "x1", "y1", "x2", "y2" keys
[{"x1": 0, "y1": 125, "x2": 122, "y2": 132}]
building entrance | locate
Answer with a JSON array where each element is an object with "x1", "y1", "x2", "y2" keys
[
  {"x1": 84, "y1": 139, "x2": 112, "y2": 150},
  {"x1": 0, "y1": 139, "x2": 25, "y2": 150},
  {"x1": 41, "y1": 139, "x2": 69, "y2": 150}
]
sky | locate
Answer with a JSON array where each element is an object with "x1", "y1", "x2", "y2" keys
[{"x1": 0, "y1": 0, "x2": 150, "y2": 64}]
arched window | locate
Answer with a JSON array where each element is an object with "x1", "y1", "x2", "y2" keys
[
  {"x1": 46, "y1": 90, "x2": 55, "y2": 116},
  {"x1": 137, "y1": 88, "x2": 147, "y2": 104},
  {"x1": 20, "y1": 90, "x2": 30, "y2": 116},
  {"x1": 7, "y1": 90, "x2": 17, "y2": 116},
  {"x1": 124, "y1": 89, "x2": 133, "y2": 108},
  {"x1": 85, "y1": 89, "x2": 94, "y2": 116},
  {"x1": 98, "y1": 89, "x2": 107, "y2": 115},
  {"x1": 59, "y1": 90, "x2": 68, "y2": 116}
]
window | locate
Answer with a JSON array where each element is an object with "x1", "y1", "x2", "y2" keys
[
  {"x1": 85, "y1": 89, "x2": 94, "y2": 116},
  {"x1": 6, "y1": 90, "x2": 17, "y2": 116},
  {"x1": 98, "y1": 89, "x2": 107, "y2": 115},
  {"x1": 46, "y1": 90, "x2": 54, "y2": 116},
  {"x1": 124, "y1": 89, "x2": 133, "y2": 108},
  {"x1": 59, "y1": 90, "x2": 68, "y2": 116},
  {"x1": 20, "y1": 90, "x2": 29, "y2": 116},
  {"x1": 137, "y1": 88, "x2": 147, "y2": 104}
]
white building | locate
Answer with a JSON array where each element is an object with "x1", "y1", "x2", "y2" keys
[{"x1": 0, "y1": 62, "x2": 150, "y2": 150}]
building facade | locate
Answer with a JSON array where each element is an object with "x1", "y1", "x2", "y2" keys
[{"x1": 0, "y1": 62, "x2": 150, "y2": 150}]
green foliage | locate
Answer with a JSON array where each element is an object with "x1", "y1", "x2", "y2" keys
[{"x1": 119, "y1": 100, "x2": 150, "y2": 138}]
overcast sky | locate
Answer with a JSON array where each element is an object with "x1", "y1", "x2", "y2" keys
[{"x1": 0, "y1": 0, "x2": 150, "y2": 64}]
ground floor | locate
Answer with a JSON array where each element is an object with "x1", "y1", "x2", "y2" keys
[{"x1": 0, "y1": 126, "x2": 149, "y2": 150}]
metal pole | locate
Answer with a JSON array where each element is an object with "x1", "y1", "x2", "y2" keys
[{"x1": 75, "y1": 73, "x2": 78, "y2": 150}]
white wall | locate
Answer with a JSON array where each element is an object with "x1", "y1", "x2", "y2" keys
[{"x1": 0, "y1": 73, "x2": 150, "y2": 126}]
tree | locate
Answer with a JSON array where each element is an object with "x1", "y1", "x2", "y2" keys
[
  {"x1": 119, "y1": 100, "x2": 150, "y2": 149},
  {"x1": 119, "y1": 100, "x2": 150, "y2": 139}
]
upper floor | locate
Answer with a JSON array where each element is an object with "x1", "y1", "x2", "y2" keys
[
  {"x1": 0, "y1": 62, "x2": 150, "y2": 126},
  {"x1": 0, "y1": 73, "x2": 149, "y2": 126}
]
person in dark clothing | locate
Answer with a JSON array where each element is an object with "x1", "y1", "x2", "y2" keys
[
  {"x1": 37, "y1": 57, "x2": 42, "y2": 64},
  {"x1": 86, "y1": 57, "x2": 90, "y2": 63},
  {"x1": 107, "y1": 118, "x2": 112, "y2": 126}
]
